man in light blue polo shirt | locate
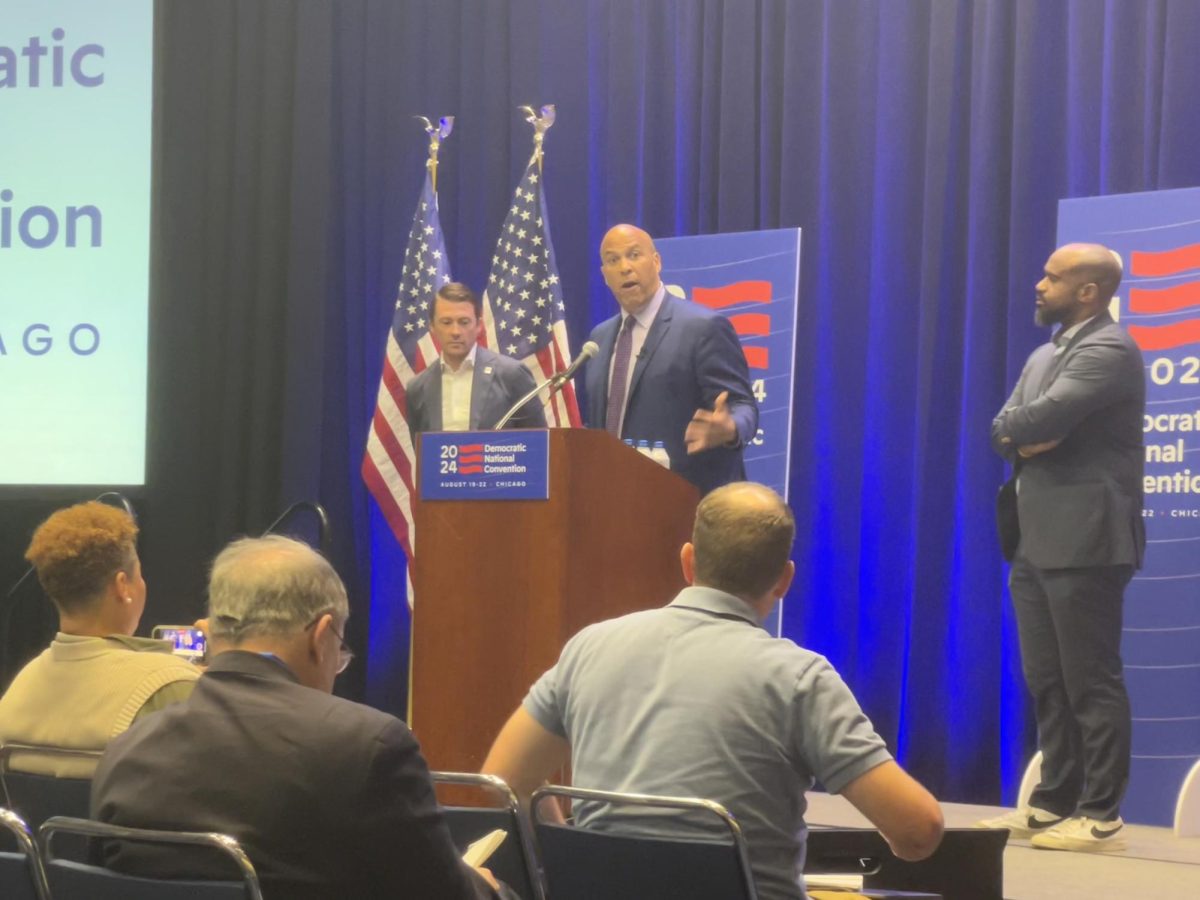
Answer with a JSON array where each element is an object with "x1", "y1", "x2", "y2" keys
[{"x1": 483, "y1": 482, "x2": 943, "y2": 900}]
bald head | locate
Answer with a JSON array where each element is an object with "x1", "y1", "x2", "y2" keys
[
  {"x1": 690, "y1": 482, "x2": 796, "y2": 603},
  {"x1": 602, "y1": 224, "x2": 654, "y2": 247},
  {"x1": 1055, "y1": 243, "x2": 1123, "y2": 300},
  {"x1": 1036, "y1": 242, "x2": 1123, "y2": 328},
  {"x1": 600, "y1": 224, "x2": 663, "y2": 314}
]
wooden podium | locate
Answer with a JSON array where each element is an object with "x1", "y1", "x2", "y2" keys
[{"x1": 410, "y1": 429, "x2": 699, "y2": 772}]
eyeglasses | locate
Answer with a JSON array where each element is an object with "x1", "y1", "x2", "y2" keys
[
  {"x1": 328, "y1": 621, "x2": 355, "y2": 674},
  {"x1": 307, "y1": 615, "x2": 355, "y2": 674}
]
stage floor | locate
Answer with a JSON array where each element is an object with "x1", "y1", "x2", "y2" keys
[{"x1": 806, "y1": 793, "x2": 1200, "y2": 899}]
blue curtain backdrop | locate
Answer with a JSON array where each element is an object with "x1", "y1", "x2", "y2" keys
[
  {"x1": 119, "y1": 0, "x2": 1200, "y2": 807},
  {"x1": 323, "y1": 0, "x2": 1200, "y2": 804}
]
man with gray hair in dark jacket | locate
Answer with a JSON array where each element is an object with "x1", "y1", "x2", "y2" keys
[{"x1": 92, "y1": 535, "x2": 510, "y2": 899}]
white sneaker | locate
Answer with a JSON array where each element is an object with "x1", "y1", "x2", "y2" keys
[
  {"x1": 1030, "y1": 816, "x2": 1126, "y2": 852},
  {"x1": 974, "y1": 805, "x2": 1066, "y2": 838}
]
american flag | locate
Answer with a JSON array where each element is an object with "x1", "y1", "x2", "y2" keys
[
  {"x1": 480, "y1": 156, "x2": 581, "y2": 426},
  {"x1": 362, "y1": 171, "x2": 453, "y2": 554}
]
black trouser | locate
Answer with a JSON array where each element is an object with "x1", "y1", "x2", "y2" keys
[{"x1": 1010, "y1": 554, "x2": 1132, "y2": 822}]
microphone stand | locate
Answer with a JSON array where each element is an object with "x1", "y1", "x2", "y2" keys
[
  {"x1": 261, "y1": 501, "x2": 332, "y2": 556},
  {"x1": 495, "y1": 342, "x2": 597, "y2": 430},
  {"x1": 494, "y1": 374, "x2": 566, "y2": 430}
]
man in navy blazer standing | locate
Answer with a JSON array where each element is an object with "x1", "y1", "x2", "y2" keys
[
  {"x1": 407, "y1": 282, "x2": 547, "y2": 440},
  {"x1": 984, "y1": 243, "x2": 1145, "y2": 853},
  {"x1": 583, "y1": 224, "x2": 758, "y2": 494}
]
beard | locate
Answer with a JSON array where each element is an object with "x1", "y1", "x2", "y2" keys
[{"x1": 1035, "y1": 301, "x2": 1067, "y2": 328}]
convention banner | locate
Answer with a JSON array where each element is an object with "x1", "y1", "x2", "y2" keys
[
  {"x1": 656, "y1": 228, "x2": 801, "y2": 636},
  {"x1": 1057, "y1": 188, "x2": 1200, "y2": 826},
  {"x1": 419, "y1": 430, "x2": 550, "y2": 501},
  {"x1": 0, "y1": 0, "x2": 153, "y2": 485}
]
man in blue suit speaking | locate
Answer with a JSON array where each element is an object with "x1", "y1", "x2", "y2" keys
[{"x1": 583, "y1": 224, "x2": 758, "y2": 494}]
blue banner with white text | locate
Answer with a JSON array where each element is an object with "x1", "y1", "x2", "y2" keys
[
  {"x1": 656, "y1": 228, "x2": 801, "y2": 635},
  {"x1": 1057, "y1": 187, "x2": 1200, "y2": 826}
]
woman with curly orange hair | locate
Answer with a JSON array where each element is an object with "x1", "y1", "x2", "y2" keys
[{"x1": 0, "y1": 502, "x2": 199, "y2": 776}]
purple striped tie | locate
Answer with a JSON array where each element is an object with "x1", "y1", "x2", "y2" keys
[{"x1": 605, "y1": 315, "x2": 636, "y2": 436}]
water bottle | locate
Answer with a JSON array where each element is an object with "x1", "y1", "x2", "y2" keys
[
  {"x1": 650, "y1": 440, "x2": 671, "y2": 468},
  {"x1": 635, "y1": 439, "x2": 651, "y2": 457}
]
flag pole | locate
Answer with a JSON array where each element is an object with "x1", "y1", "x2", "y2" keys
[
  {"x1": 415, "y1": 115, "x2": 454, "y2": 194},
  {"x1": 519, "y1": 104, "x2": 556, "y2": 175}
]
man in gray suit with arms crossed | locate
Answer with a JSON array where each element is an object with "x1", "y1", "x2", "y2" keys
[{"x1": 982, "y1": 243, "x2": 1145, "y2": 852}]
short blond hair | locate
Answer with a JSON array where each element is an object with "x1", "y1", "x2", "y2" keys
[
  {"x1": 692, "y1": 483, "x2": 795, "y2": 600},
  {"x1": 24, "y1": 502, "x2": 138, "y2": 614}
]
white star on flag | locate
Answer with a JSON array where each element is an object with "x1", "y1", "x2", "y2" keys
[{"x1": 480, "y1": 156, "x2": 582, "y2": 427}]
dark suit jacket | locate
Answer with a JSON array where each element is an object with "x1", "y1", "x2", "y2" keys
[
  {"x1": 90, "y1": 652, "x2": 502, "y2": 900},
  {"x1": 407, "y1": 345, "x2": 547, "y2": 441},
  {"x1": 583, "y1": 293, "x2": 758, "y2": 495},
  {"x1": 991, "y1": 312, "x2": 1145, "y2": 569}
]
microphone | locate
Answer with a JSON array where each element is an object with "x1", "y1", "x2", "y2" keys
[
  {"x1": 494, "y1": 341, "x2": 600, "y2": 430},
  {"x1": 550, "y1": 341, "x2": 599, "y2": 389}
]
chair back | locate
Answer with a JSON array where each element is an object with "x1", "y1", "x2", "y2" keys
[
  {"x1": 39, "y1": 815, "x2": 264, "y2": 900},
  {"x1": 1, "y1": 742, "x2": 100, "y2": 862},
  {"x1": 805, "y1": 827, "x2": 887, "y2": 875},
  {"x1": 0, "y1": 807, "x2": 50, "y2": 900},
  {"x1": 432, "y1": 771, "x2": 545, "y2": 900},
  {"x1": 530, "y1": 784, "x2": 758, "y2": 900},
  {"x1": 0, "y1": 743, "x2": 99, "y2": 826}
]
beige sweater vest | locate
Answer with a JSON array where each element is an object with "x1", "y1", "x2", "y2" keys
[{"x1": 0, "y1": 633, "x2": 200, "y2": 777}]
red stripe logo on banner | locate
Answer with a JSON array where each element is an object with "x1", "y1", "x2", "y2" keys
[
  {"x1": 692, "y1": 280, "x2": 772, "y2": 309},
  {"x1": 691, "y1": 283, "x2": 773, "y2": 367},
  {"x1": 1128, "y1": 282, "x2": 1200, "y2": 315},
  {"x1": 743, "y1": 346, "x2": 769, "y2": 369},
  {"x1": 728, "y1": 313, "x2": 771, "y2": 336},
  {"x1": 1127, "y1": 243, "x2": 1200, "y2": 350},
  {"x1": 1130, "y1": 243, "x2": 1200, "y2": 277},
  {"x1": 1128, "y1": 320, "x2": 1200, "y2": 351}
]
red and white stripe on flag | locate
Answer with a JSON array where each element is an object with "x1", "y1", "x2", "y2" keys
[{"x1": 362, "y1": 172, "x2": 452, "y2": 558}]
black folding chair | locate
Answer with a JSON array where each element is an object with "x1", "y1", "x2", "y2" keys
[
  {"x1": 432, "y1": 771, "x2": 545, "y2": 900},
  {"x1": 805, "y1": 827, "x2": 888, "y2": 876},
  {"x1": 0, "y1": 742, "x2": 100, "y2": 825},
  {"x1": 0, "y1": 742, "x2": 100, "y2": 861},
  {"x1": 39, "y1": 815, "x2": 264, "y2": 900},
  {"x1": 531, "y1": 784, "x2": 758, "y2": 900},
  {"x1": 0, "y1": 807, "x2": 50, "y2": 900}
]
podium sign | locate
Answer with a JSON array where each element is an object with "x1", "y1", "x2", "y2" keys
[{"x1": 418, "y1": 430, "x2": 549, "y2": 501}]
